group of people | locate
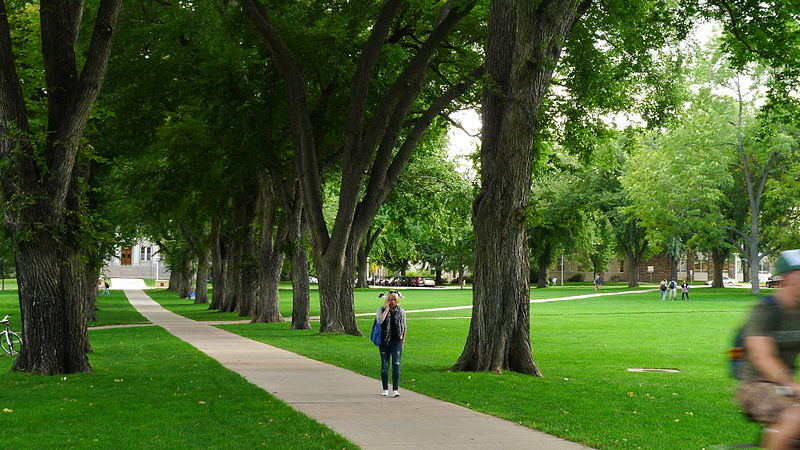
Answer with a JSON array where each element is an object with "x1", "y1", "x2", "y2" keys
[{"x1": 659, "y1": 278, "x2": 690, "y2": 300}]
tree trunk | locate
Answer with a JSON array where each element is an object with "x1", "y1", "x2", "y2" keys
[
  {"x1": 194, "y1": 246, "x2": 210, "y2": 304},
  {"x1": 13, "y1": 238, "x2": 91, "y2": 374},
  {"x1": 626, "y1": 254, "x2": 641, "y2": 287},
  {"x1": 711, "y1": 247, "x2": 728, "y2": 288},
  {"x1": 355, "y1": 226, "x2": 382, "y2": 288},
  {"x1": 435, "y1": 268, "x2": 443, "y2": 286},
  {"x1": 0, "y1": 0, "x2": 122, "y2": 374},
  {"x1": 209, "y1": 222, "x2": 226, "y2": 310},
  {"x1": 252, "y1": 229, "x2": 285, "y2": 323},
  {"x1": 749, "y1": 241, "x2": 761, "y2": 294},
  {"x1": 291, "y1": 221, "x2": 311, "y2": 330},
  {"x1": 237, "y1": 234, "x2": 259, "y2": 318},
  {"x1": 742, "y1": 258, "x2": 751, "y2": 283},
  {"x1": 669, "y1": 254, "x2": 678, "y2": 282},
  {"x1": 219, "y1": 241, "x2": 242, "y2": 313},
  {"x1": 452, "y1": 0, "x2": 586, "y2": 375},
  {"x1": 355, "y1": 243, "x2": 369, "y2": 289},
  {"x1": 316, "y1": 243, "x2": 361, "y2": 335},
  {"x1": 85, "y1": 265, "x2": 101, "y2": 323}
]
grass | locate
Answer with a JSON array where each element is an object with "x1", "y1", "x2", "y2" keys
[
  {"x1": 0, "y1": 289, "x2": 356, "y2": 449},
  {"x1": 146, "y1": 283, "x2": 659, "y2": 322},
  {"x1": 89, "y1": 290, "x2": 150, "y2": 327},
  {"x1": 1, "y1": 285, "x2": 147, "y2": 328},
  {"x1": 197, "y1": 287, "x2": 768, "y2": 449}
]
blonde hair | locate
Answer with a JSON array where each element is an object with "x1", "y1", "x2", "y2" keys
[{"x1": 387, "y1": 292, "x2": 400, "y2": 303}]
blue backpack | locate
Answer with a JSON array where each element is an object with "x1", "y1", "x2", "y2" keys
[
  {"x1": 370, "y1": 319, "x2": 383, "y2": 346},
  {"x1": 729, "y1": 296, "x2": 781, "y2": 379}
]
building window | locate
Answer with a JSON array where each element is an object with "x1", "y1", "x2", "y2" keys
[
  {"x1": 140, "y1": 246, "x2": 152, "y2": 262},
  {"x1": 759, "y1": 259, "x2": 772, "y2": 275},
  {"x1": 619, "y1": 260, "x2": 625, "y2": 273},
  {"x1": 694, "y1": 254, "x2": 708, "y2": 273}
]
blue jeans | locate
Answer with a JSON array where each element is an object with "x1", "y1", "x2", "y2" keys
[{"x1": 380, "y1": 340, "x2": 403, "y2": 390}]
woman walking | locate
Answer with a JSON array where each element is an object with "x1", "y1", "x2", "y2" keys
[
  {"x1": 681, "y1": 281, "x2": 690, "y2": 300},
  {"x1": 376, "y1": 291, "x2": 406, "y2": 397}
]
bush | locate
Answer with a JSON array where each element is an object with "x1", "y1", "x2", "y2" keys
[{"x1": 567, "y1": 273, "x2": 585, "y2": 282}]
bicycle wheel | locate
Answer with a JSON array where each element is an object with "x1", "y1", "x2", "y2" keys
[{"x1": 1, "y1": 331, "x2": 21, "y2": 355}]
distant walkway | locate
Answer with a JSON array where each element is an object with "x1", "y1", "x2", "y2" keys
[
  {"x1": 108, "y1": 278, "x2": 147, "y2": 290},
  {"x1": 356, "y1": 287, "x2": 660, "y2": 317},
  {"x1": 124, "y1": 290, "x2": 590, "y2": 449}
]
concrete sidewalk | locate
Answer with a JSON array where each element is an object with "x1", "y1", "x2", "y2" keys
[{"x1": 124, "y1": 290, "x2": 590, "y2": 449}]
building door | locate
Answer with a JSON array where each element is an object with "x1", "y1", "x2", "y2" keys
[{"x1": 121, "y1": 246, "x2": 132, "y2": 266}]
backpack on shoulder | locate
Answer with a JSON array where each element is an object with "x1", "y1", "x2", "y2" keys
[{"x1": 729, "y1": 296, "x2": 781, "y2": 379}]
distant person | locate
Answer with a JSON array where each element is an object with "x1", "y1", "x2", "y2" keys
[
  {"x1": 668, "y1": 279, "x2": 678, "y2": 300},
  {"x1": 376, "y1": 291, "x2": 406, "y2": 397},
  {"x1": 681, "y1": 281, "x2": 690, "y2": 301},
  {"x1": 188, "y1": 287, "x2": 196, "y2": 300},
  {"x1": 594, "y1": 276, "x2": 601, "y2": 291},
  {"x1": 551, "y1": 276, "x2": 557, "y2": 286},
  {"x1": 101, "y1": 279, "x2": 110, "y2": 296},
  {"x1": 735, "y1": 249, "x2": 800, "y2": 449},
  {"x1": 660, "y1": 279, "x2": 667, "y2": 300}
]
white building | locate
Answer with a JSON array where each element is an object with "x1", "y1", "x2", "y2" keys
[{"x1": 103, "y1": 239, "x2": 169, "y2": 280}]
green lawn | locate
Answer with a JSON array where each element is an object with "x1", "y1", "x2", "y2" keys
[
  {"x1": 203, "y1": 287, "x2": 766, "y2": 449},
  {"x1": 90, "y1": 290, "x2": 150, "y2": 327},
  {"x1": 146, "y1": 283, "x2": 660, "y2": 321},
  {"x1": 0, "y1": 289, "x2": 355, "y2": 449},
  {"x1": 0, "y1": 286, "x2": 148, "y2": 328}
]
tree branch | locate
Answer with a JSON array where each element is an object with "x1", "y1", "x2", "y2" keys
[
  {"x1": 357, "y1": 64, "x2": 484, "y2": 226},
  {"x1": 342, "y1": 0, "x2": 404, "y2": 159},
  {"x1": 440, "y1": 112, "x2": 481, "y2": 138},
  {"x1": 238, "y1": 0, "x2": 329, "y2": 252},
  {"x1": 46, "y1": 0, "x2": 123, "y2": 209}
]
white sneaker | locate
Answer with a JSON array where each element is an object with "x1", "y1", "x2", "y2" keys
[
  {"x1": 381, "y1": 390, "x2": 389, "y2": 396},
  {"x1": 392, "y1": 390, "x2": 400, "y2": 397}
]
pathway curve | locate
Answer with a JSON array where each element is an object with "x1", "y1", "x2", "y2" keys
[{"x1": 124, "y1": 289, "x2": 590, "y2": 449}]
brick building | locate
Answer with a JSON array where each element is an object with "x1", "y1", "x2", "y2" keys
[{"x1": 555, "y1": 251, "x2": 775, "y2": 284}]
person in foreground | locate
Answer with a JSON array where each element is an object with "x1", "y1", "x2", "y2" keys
[
  {"x1": 738, "y1": 249, "x2": 800, "y2": 449},
  {"x1": 376, "y1": 291, "x2": 406, "y2": 397}
]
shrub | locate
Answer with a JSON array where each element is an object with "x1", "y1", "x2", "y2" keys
[{"x1": 567, "y1": 273, "x2": 585, "y2": 282}]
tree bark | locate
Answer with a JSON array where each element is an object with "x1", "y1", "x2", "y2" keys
[
  {"x1": 0, "y1": 0, "x2": 122, "y2": 374},
  {"x1": 289, "y1": 205, "x2": 311, "y2": 330},
  {"x1": 209, "y1": 221, "x2": 226, "y2": 310},
  {"x1": 194, "y1": 246, "x2": 210, "y2": 304},
  {"x1": 452, "y1": 0, "x2": 587, "y2": 375},
  {"x1": 251, "y1": 181, "x2": 288, "y2": 323},
  {"x1": 711, "y1": 247, "x2": 729, "y2": 288},
  {"x1": 626, "y1": 254, "x2": 641, "y2": 287},
  {"x1": 316, "y1": 239, "x2": 360, "y2": 335},
  {"x1": 291, "y1": 227, "x2": 311, "y2": 330},
  {"x1": 13, "y1": 238, "x2": 91, "y2": 374},
  {"x1": 355, "y1": 226, "x2": 382, "y2": 288}
]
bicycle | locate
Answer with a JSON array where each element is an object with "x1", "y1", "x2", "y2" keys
[{"x1": 1, "y1": 314, "x2": 22, "y2": 356}]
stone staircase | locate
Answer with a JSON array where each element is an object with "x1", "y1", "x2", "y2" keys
[{"x1": 103, "y1": 264, "x2": 169, "y2": 279}]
